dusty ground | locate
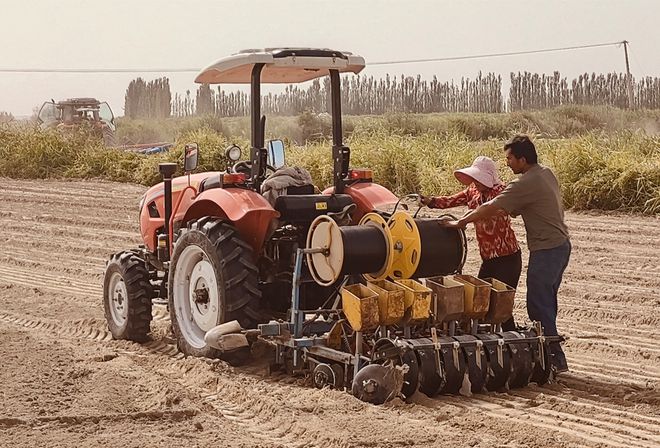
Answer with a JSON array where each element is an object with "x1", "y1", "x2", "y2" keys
[{"x1": 0, "y1": 178, "x2": 658, "y2": 448}]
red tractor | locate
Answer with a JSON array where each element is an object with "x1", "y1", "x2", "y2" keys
[
  {"x1": 104, "y1": 48, "x2": 560, "y2": 404},
  {"x1": 103, "y1": 49, "x2": 399, "y2": 353},
  {"x1": 37, "y1": 98, "x2": 116, "y2": 146}
]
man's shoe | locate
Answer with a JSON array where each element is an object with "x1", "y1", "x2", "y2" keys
[{"x1": 550, "y1": 352, "x2": 569, "y2": 374}]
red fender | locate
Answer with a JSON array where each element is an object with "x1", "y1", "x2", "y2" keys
[
  {"x1": 139, "y1": 172, "x2": 278, "y2": 254},
  {"x1": 323, "y1": 182, "x2": 398, "y2": 223},
  {"x1": 182, "y1": 188, "x2": 279, "y2": 254}
]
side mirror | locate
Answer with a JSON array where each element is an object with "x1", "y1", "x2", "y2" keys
[
  {"x1": 184, "y1": 143, "x2": 199, "y2": 172},
  {"x1": 267, "y1": 139, "x2": 285, "y2": 169}
]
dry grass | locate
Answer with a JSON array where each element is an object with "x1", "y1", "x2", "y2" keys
[
  {"x1": 288, "y1": 131, "x2": 660, "y2": 214},
  {"x1": 2, "y1": 109, "x2": 659, "y2": 214}
]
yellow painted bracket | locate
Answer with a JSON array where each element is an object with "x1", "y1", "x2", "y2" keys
[{"x1": 387, "y1": 211, "x2": 421, "y2": 279}]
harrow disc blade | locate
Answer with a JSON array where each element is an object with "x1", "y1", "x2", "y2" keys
[
  {"x1": 501, "y1": 331, "x2": 534, "y2": 389},
  {"x1": 352, "y1": 364, "x2": 404, "y2": 405},
  {"x1": 372, "y1": 339, "x2": 420, "y2": 399},
  {"x1": 400, "y1": 348, "x2": 420, "y2": 399},
  {"x1": 476, "y1": 333, "x2": 511, "y2": 392},
  {"x1": 453, "y1": 335, "x2": 488, "y2": 394},
  {"x1": 437, "y1": 336, "x2": 466, "y2": 395},
  {"x1": 521, "y1": 330, "x2": 552, "y2": 385},
  {"x1": 313, "y1": 363, "x2": 345, "y2": 389},
  {"x1": 417, "y1": 347, "x2": 445, "y2": 397}
]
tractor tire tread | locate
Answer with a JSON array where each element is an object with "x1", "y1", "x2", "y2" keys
[
  {"x1": 103, "y1": 251, "x2": 153, "y2": 342},
  {"x1": 170, "y1": 218, "x2": 264, "y2": 358},
  {"x1": 202, "y1": 219, "x2": 262, "y2": 328}
]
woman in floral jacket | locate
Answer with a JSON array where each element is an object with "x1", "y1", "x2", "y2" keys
[{"x1": 420, "y1": 156, "x2": 521, "y2": 330}]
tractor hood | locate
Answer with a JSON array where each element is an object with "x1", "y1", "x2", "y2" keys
[{"x1": 195, "y1": 48, "x2": 365, "y2": 84}]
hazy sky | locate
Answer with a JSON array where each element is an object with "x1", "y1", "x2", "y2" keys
[{"x1": 2, "y1": 0, "x2": 659, "y2": 116}]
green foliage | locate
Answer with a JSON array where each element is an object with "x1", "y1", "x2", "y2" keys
[
  {"x1": 0, "y1": 124, "x2": 234, "y2": 186},
  {"x1": 545, "y1": 132, "x2": 660, "y2": 213},
  {"x1": 2, "y1": 108, "x2": 659, "y2": 214},
  {"x1": 298, "y1": 110, "x2": 333, "y2": 143},
  {"x1": 0, "y1": 123, "x2": 107, "y2": 178},
  {"x1": 115, "y1": 115, "x2": 229, "y2": 145},
  {"x1": 289, "y1": 130, "x2": 660, "y2": 213},
  {"x1": 116, "y1": 105, "x2": 660, "y2": 144},
  {"x1": 115, "y1": 118, "x2": 173, "y2": 145}
]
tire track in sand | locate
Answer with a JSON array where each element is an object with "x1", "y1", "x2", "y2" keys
[
  {"x1": 0, "y1": 312, "x2": 337, "y2": 448},
  {"x1": 2, "y1": 311, "x2": 658, "y2": 448}
]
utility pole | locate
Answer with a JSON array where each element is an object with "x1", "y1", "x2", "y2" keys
[{"x1": 623, "y1": 40, "x2": 634, "y2": 109}]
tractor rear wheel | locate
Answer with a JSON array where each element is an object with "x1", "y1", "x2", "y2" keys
[
  {"x1": 169, "y1": 218, "x2": 262, "y2": 358},
  {"x1": 103, "y1": 251, "x2": 153, "y2": 341}
]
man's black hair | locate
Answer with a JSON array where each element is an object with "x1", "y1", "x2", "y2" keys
[{"x1": 504, "y1": 134, "x2": 538, "y2": 164}]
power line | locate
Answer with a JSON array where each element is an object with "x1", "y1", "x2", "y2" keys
[
  {"x1": 0, "y1": 67, "x2": 199, "y2": 74},
  {"x1": 0, "y1": 40, "x2": 626, "y2": 73},
  {"x1": 370, "y1": 41, "x2": 625, "y2": 65},
  {"x1": 627, "y1": 45, "x2": 645, "y2": 75}
]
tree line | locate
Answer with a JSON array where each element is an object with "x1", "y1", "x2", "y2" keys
[
  {"x1": 124, "y1": 77, "x2": 172, "y2": 119},
  {"x1": 123, "y1": 72, "x2": 660, "y2": 118}
]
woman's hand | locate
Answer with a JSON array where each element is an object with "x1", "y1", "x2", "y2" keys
[{"x1": 419, "y1": 195, "x2": 433, "y2": 207}]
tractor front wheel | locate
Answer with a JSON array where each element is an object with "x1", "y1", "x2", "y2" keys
[
  {"x1": 169, "y1": 218, "x2": 262, "y2": 358},
  {"x1": 103, "y1": 251, "x2": 153, "y2": 341}
]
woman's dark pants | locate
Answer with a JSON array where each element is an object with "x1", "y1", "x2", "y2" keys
[{"x1": 478, "y1": 250, "x2": 522, "y2": 331}]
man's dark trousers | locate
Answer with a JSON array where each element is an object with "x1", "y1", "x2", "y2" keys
[{"x1": 526, "y1": 239, "x2": 571, "y2": 363}]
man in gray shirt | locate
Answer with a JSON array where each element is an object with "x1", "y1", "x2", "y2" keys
[{"x1": 443, "y1": 135, "x2": 571, "y2": 373}]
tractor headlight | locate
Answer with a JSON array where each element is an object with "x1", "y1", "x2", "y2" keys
[{"x1": 225, "y1": 144, "x2": 242, "y2": 162}]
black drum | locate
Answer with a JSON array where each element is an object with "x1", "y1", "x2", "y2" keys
[{"x1": 412, "y1": 218, "x2": 467, "y2": 279}]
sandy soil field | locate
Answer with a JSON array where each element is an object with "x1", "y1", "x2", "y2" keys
[{"x1": 0, "y1": 178, "x2": 658, "y2": 448}]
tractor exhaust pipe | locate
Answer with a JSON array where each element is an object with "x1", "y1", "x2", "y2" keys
[{"x1": 158, "y1": 162, "x2": 178, "y2": 261}]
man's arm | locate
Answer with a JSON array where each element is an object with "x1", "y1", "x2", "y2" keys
[
  {"x1": 441, "y1": 202, "x2": 505, "y2": 228},
  {"x1": 442, "y1": 176, "x2": 531, "y2": 228}
]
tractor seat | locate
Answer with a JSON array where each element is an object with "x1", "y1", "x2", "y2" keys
[
  {"x1": 274, "y1": 194, "x2": 354, "y2": 223},
  {"x1": 285, "y1": 184, "x2": 315, "y2": 195}
]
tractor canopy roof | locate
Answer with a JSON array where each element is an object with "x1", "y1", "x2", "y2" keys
[
  {"x1": 195, "y1": 48, "x2": 365, "y2": 84},
  {"x1": 57, "y1": 98, "x2": 101, "y2": 106}
]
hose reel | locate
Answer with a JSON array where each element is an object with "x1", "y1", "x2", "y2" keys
[
  {"x1": 306, "y1": 211, "x2": 467, "y2": 286},
  {"x1": 306, "y1": 214, "x2": 394, "y2": 286}
]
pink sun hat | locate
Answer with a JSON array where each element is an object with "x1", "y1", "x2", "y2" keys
[{"x1": 453, "y1": 156, "x2": 501, "y2": 189}]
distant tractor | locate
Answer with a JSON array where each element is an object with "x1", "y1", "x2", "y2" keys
[{"x1": 37, "y1": 98, "x2": 116, "y2": 146}]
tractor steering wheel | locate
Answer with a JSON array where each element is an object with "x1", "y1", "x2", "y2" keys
[{"x1": 231, "y1": 160, "x2": 277, "y2": 177}]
